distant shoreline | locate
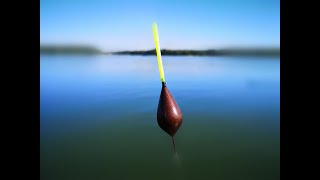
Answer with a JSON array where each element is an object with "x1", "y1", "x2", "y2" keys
[
  {"x1": 40, "y1": 45, "x2": 280, "y2": 57},
  {"x1": 110, "y1": 48, "x2": 280, "y2": 57}
]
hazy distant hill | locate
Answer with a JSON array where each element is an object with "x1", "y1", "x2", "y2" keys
[{"x1": 40, "y1": 44, "x2": 102, "y2": 54}]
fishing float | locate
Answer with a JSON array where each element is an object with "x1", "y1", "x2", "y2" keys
[{"x1": 152, "y1": 22, "x2": 183, "y2": 152}]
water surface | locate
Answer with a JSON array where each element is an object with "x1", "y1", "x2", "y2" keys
[{"x1": 40, "y1": 55, "x2": 280, "y2": 180}]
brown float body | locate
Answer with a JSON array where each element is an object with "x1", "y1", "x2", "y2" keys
[{"x1": 157, "y1": 82, "x2": 183, "y2": 137}]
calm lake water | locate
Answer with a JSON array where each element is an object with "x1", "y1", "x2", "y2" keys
[{"x1": 40, "y1": 55, "x2": 280, "y2": 180}]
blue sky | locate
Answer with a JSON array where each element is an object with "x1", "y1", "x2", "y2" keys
[{"x1": 40, "y1": 0, "x2": 280, "y2": 51}]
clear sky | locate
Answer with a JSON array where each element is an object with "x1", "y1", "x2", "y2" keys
[{"x1": 40, "y1": 0, "x2": 280, "y2": 51}]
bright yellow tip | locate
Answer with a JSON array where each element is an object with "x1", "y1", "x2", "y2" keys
[{"x1": 152, "y1": 22, "x2": 166, "y2": 83}]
